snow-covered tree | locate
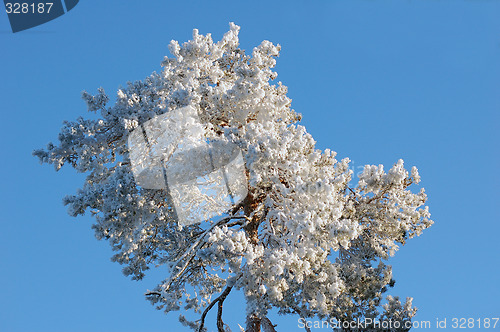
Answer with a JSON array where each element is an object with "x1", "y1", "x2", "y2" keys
[{"x1": 34, "y1": 23, "x2": 433, "y2": 332}]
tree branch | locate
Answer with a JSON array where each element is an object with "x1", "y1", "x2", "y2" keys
[
  {"x1": 146, "y1": 215, "x2": 249, "y2": 297},
  {"x1": 261, "y1": 317, "x2": 277, "y2": 332},
  {"x1": 217, "y1": 296, "x2": 224, "y2": 332},
  {"x1": 198, "y1": 284, "x2": 234, "y2": 332}
]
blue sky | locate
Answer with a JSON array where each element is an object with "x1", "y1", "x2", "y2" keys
[{"x1": 1, "y1": 1, "x2": 499, "y2": 331}]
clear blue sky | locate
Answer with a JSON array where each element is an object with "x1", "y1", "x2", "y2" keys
[{"x1": 1, "y1": 1, "x2": 499, "y2": 331}]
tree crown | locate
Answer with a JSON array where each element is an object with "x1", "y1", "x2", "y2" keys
[{"x1": 35, "y1": 23, "x2": 433, "y2": 332}]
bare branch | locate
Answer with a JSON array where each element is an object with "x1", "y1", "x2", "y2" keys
[
  {"x1": 216, "y1": 297, "x2": 224, "y2": 332},
  {"x1": 144, "y1": 290, "x2": 161, "y2": 297},
  {"x1": 198, "y1": 283, "x2": 234, "y2": 332}
]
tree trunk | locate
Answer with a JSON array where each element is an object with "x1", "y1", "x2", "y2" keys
[
  {"x1": 243, "y1": 192, "x2": 264, "y2": 332},
  {"x1": 243, "y1": 193, "x2": 260, "y2": 245},
  {"x1": 246, "y1": 314, "x2": 261, "y2": 332},
  {"x1": 261, "y1": 317, "x2": 277, "y2": 332}
]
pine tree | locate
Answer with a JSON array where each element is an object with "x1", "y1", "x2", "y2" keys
[{"x1": 34, "y1": 23, "x2": 433, "y2": 332}]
